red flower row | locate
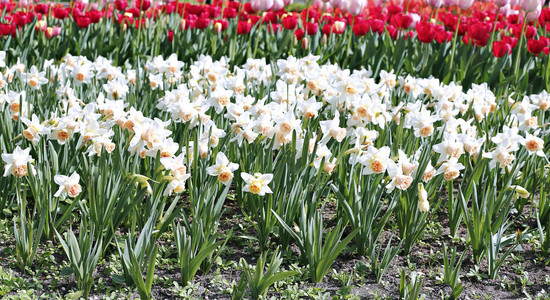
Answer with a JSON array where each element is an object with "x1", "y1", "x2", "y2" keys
[{"x1": 0, "y1": 0, "x2": 549, "y2": 57}]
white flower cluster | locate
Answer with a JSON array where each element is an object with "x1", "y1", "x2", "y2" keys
[{"x1": 0, "y1": 51, "x2": 547, "y2": 197}]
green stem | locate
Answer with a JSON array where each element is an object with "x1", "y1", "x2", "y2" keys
[
  {"x1": 343, "y1": 17, "x2": 355, "y2": 68},
  {"x1": 448, "y1": 10, "x2": 463, "y2": 76},
  {"x1": 512, "y1": 14, "x2": 528, "y2": 82},
  {"x1": 489, "y1": 9, "x2": 500, "y2": 52}
]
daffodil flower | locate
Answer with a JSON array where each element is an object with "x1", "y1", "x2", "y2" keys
[{"x1": 241, "y1": 172, "x2": 273, "y2": 196}]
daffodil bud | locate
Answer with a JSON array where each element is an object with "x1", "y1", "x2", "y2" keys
[
  {"x1": 131, "y1": 174, "x2": 150, "y2": 184},
  {"x1": 418, "y1": 183, "x2": 429, "y2": 213},
  {"x1": 509, "y1": 185, "x2": 530, "y2": 199}
]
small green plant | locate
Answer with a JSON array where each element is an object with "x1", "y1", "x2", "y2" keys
[
  {"x1": 441, "y1": 244, "x2": 465, "y2": 299},
  {"x1": 55, "y1": 223, "x2": 103, "y2": 298},
  {"x1": 274, "y1": 206, "x2": 358, "y2": 283},
  {"x1": 370, "y1": 235, "x2": 401, "y2": 283},
  {"x1": 174, "y1": 220, "x2": 231, "y2": 286},
  {"x1": 115, "y1": 215, "x2": 158, "y2": 300},
  {"x1": 399, "y1": 269, "x2": 424, "y2": 300},
  {"x1": 13, "y1": 190, "x2": 44, "y2": 272},
  {"x1": 238, "y1": 247, "x2": 298, "y2": 299}
]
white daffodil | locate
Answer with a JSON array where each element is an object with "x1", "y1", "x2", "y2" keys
[
  {"x1": 206, "y1": 152, "x2": 239, "y2": 185},
  {"x1": 21, "y1": 114, "x2": 50, "y2": 144},
  {"x1": 2, "y1": 146, "x2": 34, "y2": 178},
  {"x1": 241, "y1": 172, "x2": 273, "y2": 196},
  {"x1": 436, "y1": 157, "x2": 465, "y2": 181},
  {"x1": 358, "y1": 146, "x2": 392, "y2": 175},
  {"x1": 54, "y1": 172, "x2": 82, "y2": 198},
  {"x1": 523, "y1": 132, "x2": 545, "y2": 157}
]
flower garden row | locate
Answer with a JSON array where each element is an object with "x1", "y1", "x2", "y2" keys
[
  {"x1": 0, "y1": 0, "x2": 550, "y2": 93},
  {"x1": 0, "y1": 49, "x2": 548, "y2": 298}
]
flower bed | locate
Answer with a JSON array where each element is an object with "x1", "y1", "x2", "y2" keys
[{"x1": 0, "y1": 49, "x2": 549, "y2": 297}]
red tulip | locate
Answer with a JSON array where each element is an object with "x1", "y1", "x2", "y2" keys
[
  {"x1": 416, "y1": 21, "x2": 436, "y2": 43},
  {"x1": 223, "y1": 7, "x2": 237, "y2": 18},
  {"x1": 268, "y1": 23, "x2": 281, "y2": 34},
  {"x1": 305, "y1": 22, "x2": 318, "y2": 35},
  {"x1": 367, "y1": 19, "x2": 385, "y2": 34},
  {"x1": 13, "y1": 12, "x2": 32, "y2": 27},
  {"x1": 281, "y1": 15, "x2": 298, "y2": 30},
  {"x1": 115, "y1": 0, "x2": 128, "y2": 11},
  {"x1": 502, "y1": 36, "x2": 518, "y2": 48},
  {"x1": 435, "y1": 30, "x2": 453, "y2": 43},
  {"x1": 167, "y1": 30, "x2": 174, "y2": 42},
  {"x1": 386, "y1": 25, "x2": 398, "y2": 40},
  {"x1": 34, "y1": 4, "x2": 50, "y2": 15},
  {"x1": 294, "y1": 28, "x2": 304, "y2": 40},
  {"x1": 126, "y1": 7, "x2": 140, "y2": 18},
  {"x1": 207, "y1": 6, "x2": 221, "y2": 19},
  {"x1": 74, "y1": 2, "x2": 87, "y2": 12},
  {"x1": 390, "y1": 13, "x2": 412, "y2": 29},
  {"x1": 352, "y1": 21, "x2": 370, "y2": 36},
  {"x1": 135, "y1": 0, "x2": 151, "y2": 11},
  {"x1": 492, "y1": 41, "x2": 511, "y2": 57},
  {"x1": 527, "y1": 38, "x2": 548, "y2": 55},
  {"x1": 243, "y1": 3, "x2": 255, "y2": 14},
  {"x1": 263, "y1": 12, "x2": 278, "y2": 24},
  {"x1": 386, "y1": 4, "x2": 403, "y2": 16},
  {"x1": 467, "y1": 22, "x2": 490, "y2": 42},
  {"x1": 75, "y1": 16, "x2": 91, "y2": 28},
  {"x1": 195, "y1": 17, "x2": 210, "y2": 30},
  {"x1": 188, "y1": 4, "x2": 203, "y2": 15},
  {"x1": 86, "y1": 10, "x2": 104, "y2": 24},
  {"x1": 539, "y1": 8, "x2": 550, "y2": 24},
  {"x1": 0, "y1": 23, "x2": 13, "y2": 36},
  {"x1": 237, "y1": 21, "x2": 252, "y2": 34},
  {"x1": 525, "y1": 25, "x2": 537, "y2": 39},
  {"x1": 53, "y1": 7, "x2": 69, "y2": 19}
]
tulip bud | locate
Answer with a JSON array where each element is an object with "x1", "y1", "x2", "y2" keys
[
  {"x1": 333, "y1": 20, "x2": 346, "y2": 33},
  {"x1": 301, "y1": 37, "x2": 309, "y2": 49},
  {"x1": 36, "y1": 20, "x2": 47, "y2": 31},
  {"x1": 180, "y1": 19, "x2": 186, "y2": 30},
  {"x1": 214, "y1": 22, "x2": 223, "y2": 34},
  {"x1": 321, "y1": 33, "x2": 328, "y2": 44}
]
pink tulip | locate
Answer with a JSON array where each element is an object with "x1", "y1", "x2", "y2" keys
[
  {"x1": 526, "y1": 3, "x2": 542, "y2": 20},
  {"x1": 426, "y1": 0, "x2": 444, "y2": 8},
  {"x1": 271, "y1": 0, "x2": 284, "y2": 10},
  {"x1": 494, "y1": 0, "x2": 510, "y2": 7},
  {"x1": 444, "y1": 0, "x2": 458, "y2": 7},
  {"x1": 345, "y1": 0, "x2": 366, "y2": 16},
  {"x1": 331, "y1": 0, "x2": 343, "y2": 9},
  {"x1": 499, "y1": 4, "x2": 518, "y2": 15},
  {"x1": 458, "y1": 0, "x2": 474, "y2": 9},
  {"x1": 251, "y1": 0, "x2": 273, "y2": 11},
  {"x1": 283, "y1": 0, "x2": 293, "y2": 4},
  {"x1": 521, "y1": 0, "x2": 541, "y2": 12}
]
